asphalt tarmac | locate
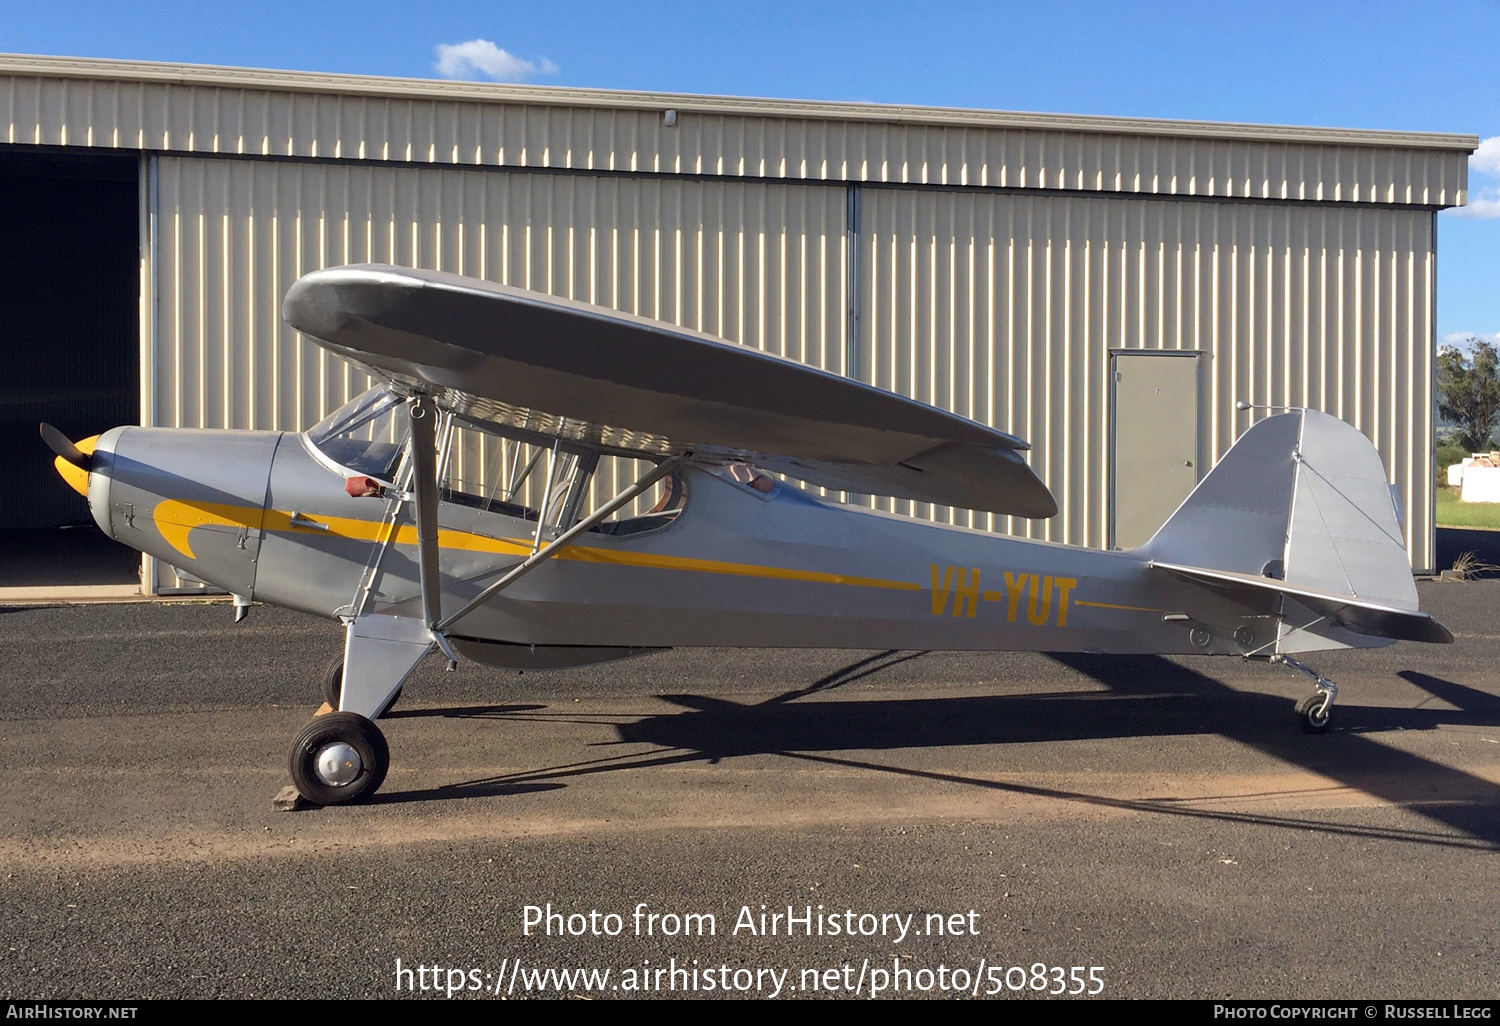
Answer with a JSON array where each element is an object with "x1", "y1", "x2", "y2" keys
[{"x1": 1, "y1": 582, "x2": 1497, "y2": 1000}]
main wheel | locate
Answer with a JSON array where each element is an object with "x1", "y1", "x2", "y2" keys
[
  {"x1": 1295, "y1": 694, "x2": 1332, "y2": 734},
  {"x1": 321, "y1": 654, "x2": 400, "y2": 716},
  {"x1": 289, "y1": 711, "x2": 389, "y2": 805},
  {"x1": 321, "y1": 654, "x2": 345, "y2": 707}
]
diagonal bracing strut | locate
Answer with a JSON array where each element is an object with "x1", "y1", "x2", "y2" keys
[
  {"x1": 434, "y1": 451, "x2": 688, "y2": 633},
  {"x1": 403, "y1": 393, "x2": 690, "y2": 638},
  {"x1": 435, "y1": 450, "x2": 690, "y2": 633}
]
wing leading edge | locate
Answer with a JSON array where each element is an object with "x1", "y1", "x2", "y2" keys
[{"x1": 284, "y1": 265, "x2": 1057, "y2": 518}]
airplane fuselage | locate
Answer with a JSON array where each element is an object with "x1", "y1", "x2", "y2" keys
[{"x1": 80, "y1": 425, "x2": 1375, "y2": 664}]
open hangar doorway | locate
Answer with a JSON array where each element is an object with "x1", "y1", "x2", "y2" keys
[{"x1": 0, "y1": 147, "x2": 140, "y2": 588}]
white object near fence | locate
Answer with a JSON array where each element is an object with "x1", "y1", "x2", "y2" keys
[{"x1": 1461, "y1": 463, "x2": 1500, "y2": 503}]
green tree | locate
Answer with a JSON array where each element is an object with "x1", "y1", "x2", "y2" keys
[{"x1": 1437, "y1": 339, "x2": 1500, "y2": 452}]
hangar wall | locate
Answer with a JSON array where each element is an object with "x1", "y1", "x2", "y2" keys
[
  {"x1": 149, "y1": 154, "x2": 1438, "y2": 576},
  {"x1": 0, "y1": 56, "x2": 1472, "y2": 590},
  {"x1": 149, "y1": 157, "x2": 849, "y2": 426},
  {"x1": 855, "y1": 189, "x2": 1435, "y2": 560},
  {"x1": 146, "y1": 155, "x2": 852, "y2": 588}
]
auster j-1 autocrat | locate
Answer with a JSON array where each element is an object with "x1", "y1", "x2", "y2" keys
[{"x1": 41, "y1": 264, "x2": 1452, "y2": 805}]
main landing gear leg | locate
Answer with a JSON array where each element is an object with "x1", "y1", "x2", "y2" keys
[
  {"x1": 289, "y1": 614, "x2": 436, "y2": 805},
  {"x1": 1273, "y1": 654, "x2": 1338, "y2": 734}
]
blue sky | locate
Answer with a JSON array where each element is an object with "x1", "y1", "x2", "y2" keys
[{"x1": 5, "y1": 0, "x2": 1497, "y2": 345}]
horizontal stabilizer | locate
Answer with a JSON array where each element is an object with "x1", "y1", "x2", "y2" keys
[{"x1": 1150, "y1": 561, "x2": 1453, "y2": 644}]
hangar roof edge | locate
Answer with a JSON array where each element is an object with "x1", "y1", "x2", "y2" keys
[{"x1": 0, "y1": 53, "x2": 1478, "y2": 154}]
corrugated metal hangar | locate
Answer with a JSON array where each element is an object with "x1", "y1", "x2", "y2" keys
[{"x1": 0, "y1": 53, "x2": 1476, "y2": 592}]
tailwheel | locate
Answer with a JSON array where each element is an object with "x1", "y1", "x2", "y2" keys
[
  {"x1": 289, "y1": 711, "x2": 389, "y2": 805},
  {"x1": 1294, "y1": 693, "x2": 1332, "y2": 734},
  {"x1": 1274, "y1": 654, "x2": 1337, "y2": 735}
]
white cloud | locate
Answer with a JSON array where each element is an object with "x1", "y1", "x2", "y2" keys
[
  {"x1": 1442, "y1": 330, "x2": 1500, "y2": 349},
  {"x1": 1472, "y1": 136, "x2": 1500, "y2": 177},
  {"x1": 1450, "y1": 137, "x2": 1500, "y2": 217},
  {"x1": 1450, "y1": 188, "x2": 1500, "y2": 220},
  {"x1": 434, "y1": 39, "x2": 558, "y2": 82}
]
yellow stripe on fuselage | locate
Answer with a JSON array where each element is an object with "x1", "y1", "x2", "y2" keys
[
  {"x1": 150, "y1": 501, "x2": 920, "y2": 592},
  {"x1": 559, "y1": 544, "x2": 921, "y2": 590},
  {"x1": 152, "y1": 500, "x2": 266, "y2": 560},
  {"x1": 1072, "y1": 599, "x2": 1168, "y2": 613},
  {"x1": 153, "y1": 502, "x2": 532, "y2": 561}
]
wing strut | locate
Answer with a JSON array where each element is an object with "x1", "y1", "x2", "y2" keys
[
  {"x1": 434, "y1": 451, "x2": 688, "y2": 633},
  {"x1": 408, "y1": 395, "x2": 447, "y2": 634}
]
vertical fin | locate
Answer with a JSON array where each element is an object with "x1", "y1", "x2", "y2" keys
[{"x1": 1144, "y1": 408, "x2": 1419, "y2": 617}]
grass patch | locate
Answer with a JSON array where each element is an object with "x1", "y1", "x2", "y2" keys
[{"x1": 1436, "y1": 486, "x2": 1500, "y2": 529}]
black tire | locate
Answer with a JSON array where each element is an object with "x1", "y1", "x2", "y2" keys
[
  {"x1": 321, "y1": 655, "x2": 345, "y2": 707},
  {"x1": 321, "y1": 654, "x2": 400, "y2": 716},
  {"x1": 1295, "y1": 694, "x2": 1332, "y2": 734},
  {"x1": 289, "y1": 712, "x2": 389, "y2": 805}
]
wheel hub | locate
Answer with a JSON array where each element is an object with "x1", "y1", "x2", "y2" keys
[{"x1": 314, "y1": 741, "x2": 362, "y2": 786}]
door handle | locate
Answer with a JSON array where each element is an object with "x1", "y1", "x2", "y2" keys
[{"x1": 289, "y1": 511, "x2": 329, "y2": 532}]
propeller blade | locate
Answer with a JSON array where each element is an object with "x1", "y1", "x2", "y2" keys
[{"x1": 40, "y1": 423, "x2": 90, "y2": 470}]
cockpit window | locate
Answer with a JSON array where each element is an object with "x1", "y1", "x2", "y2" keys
[
  {"x1": 441, "y1": 422, "x2": 543, "y2": 521},
  {"x1": 308, "y1": 395, "x2": 687, "y2": 537},
  {"x1": 591, "y1": 469, "x2": 687, "y2": 536},
  {"x1": 441, "y1": 416, "x2": 687, "y2": 538},
  {"x1": 306, "y1": 387, "x2": 409, "y2": 483}
]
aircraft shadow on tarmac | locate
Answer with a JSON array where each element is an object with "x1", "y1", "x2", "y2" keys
[
  {"x1": 378, "y1": 652, "x2": 1500, "y2": 850},
  {"x1": 367, "y1": 781, "x2": 565, "y2": 805},
  {"x1": 384, "y1": 703, "x2": 549, "y2": 720}
]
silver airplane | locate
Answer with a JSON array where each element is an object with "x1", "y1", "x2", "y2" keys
[{"x1": 41, "y1": 265, "x2": 1453, "y2": 806}]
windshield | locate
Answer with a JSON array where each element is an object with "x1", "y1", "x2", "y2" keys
[{"x1": 306, "y1": 387, "x2": 409, "y2": 482}]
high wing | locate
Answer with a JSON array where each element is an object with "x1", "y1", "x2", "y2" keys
[{"x1": 282, "y1": 265, "x2": 1057, "y2": 519}]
